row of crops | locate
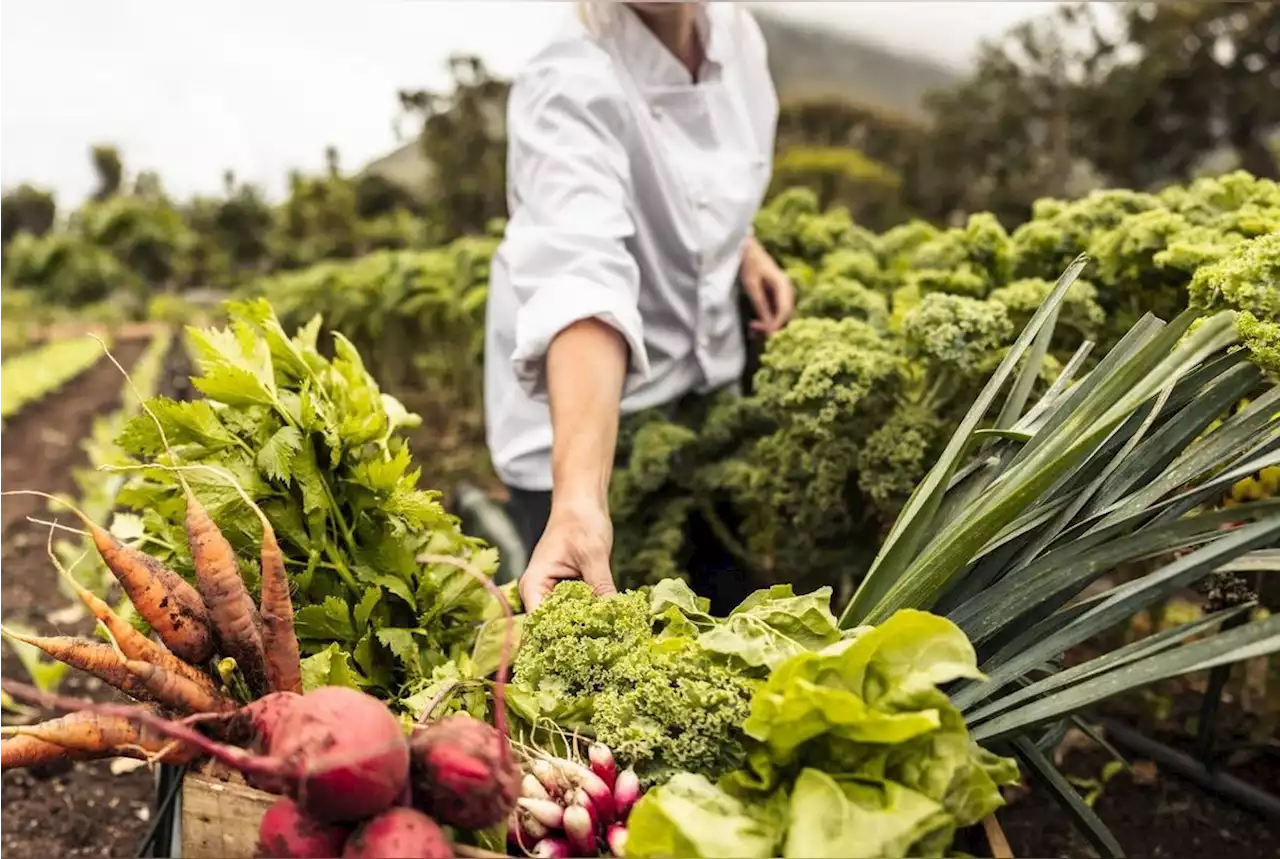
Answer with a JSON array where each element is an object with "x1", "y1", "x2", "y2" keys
[{"x1": 0, "y1": 169, "x2": 1275, "y2": 858}]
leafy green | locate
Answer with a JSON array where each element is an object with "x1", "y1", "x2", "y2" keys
[
  {"x1": 115, "y1": 299, "x2": 498, "y2": 706},
  {"x1": 626, "y1": 609, "x2": 1015, "y2": 859}
]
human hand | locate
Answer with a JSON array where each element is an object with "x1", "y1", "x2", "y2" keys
[
  {"x1": 741, "y1": 236, "x2": 796, "y2": 337},
  {"x1": 518, "y1": 499, "x2": 618, "y2": 613}
]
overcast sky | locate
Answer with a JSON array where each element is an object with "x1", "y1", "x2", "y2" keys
[{"x1": 1, "y1": 1, "x2": 1051, "y2": 206}]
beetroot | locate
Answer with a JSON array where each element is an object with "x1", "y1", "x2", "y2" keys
[
  {"x1": 341, "y1": 807, "x2": 453, "y2": 859},
  {"x1": 270, "y1": 687, "x2": 410, "y2": 824},
  {"x1": 409, "y1": 712, "x2": 520, "y2": 830},
  {"x1": 0, "y1": 680, "x2": 411, "y2": 830},
  {"x1": 256, "y1": 797, "x2": 349, "y2": 858}
]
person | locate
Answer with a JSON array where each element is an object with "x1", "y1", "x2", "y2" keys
[{"x1": 484, "y1": 0, "x2": 795, "y2": 612}]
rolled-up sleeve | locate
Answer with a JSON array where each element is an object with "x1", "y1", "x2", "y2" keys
[{"x1": 502, "y1": 58, "x2": 650, "y2": 400}]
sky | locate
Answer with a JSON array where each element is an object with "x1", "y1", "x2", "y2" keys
[{"x1": 1, "y1": 1, "x2": 1052, "y2": 206}]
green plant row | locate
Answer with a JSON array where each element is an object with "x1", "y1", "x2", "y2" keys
[{"x1": 0, "y1": 337, "x2": 108, "y2": 422}]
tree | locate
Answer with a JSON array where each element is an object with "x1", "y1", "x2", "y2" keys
[
  {"x1": 90, "y1": 144, "x2": 124, "y2": 200},
  {"x1": 399, "y1": 54, "x2": 509, "y2": 240},
  {"x1": 914, "y1": 1, "x2": 1280, "y2": 226},
  {"x1": 1, "y1": 184, "x2": 57, "y2": 248}
]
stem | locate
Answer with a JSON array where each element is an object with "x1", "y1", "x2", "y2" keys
[
  {"x1": 416, "y1": 554, "x2": 514, "y2": 751},
  {"x1": 323, "y1": 544, "x2": 360, "y2": 594}
]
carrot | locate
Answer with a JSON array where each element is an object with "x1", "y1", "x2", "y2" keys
[
  {"x1": 1, "y1": 489, "x2": 214, "y2": 664},
  {"x1": 1, "y1": 734, "x2": 90, "y2": 768},
  {"x1": 106, "y1": 462, "x2": 295, "y2": 696},
  {"x1": 1, "y1": 710, "x2": 200, "y2": 764},
  {"x1": 259, "y1": 525, "x2": 302, "y2": 694},
  {"x1": 44, "y1": 531, "x2": 220, "y2": 699},
  {"x1": 184, "y1": 488, "x2": 269, "y2": 696},
  {"x1": 0, "y1": 625, "x2": 155, "y2": 704},
  {"x1": 123, "y1": 658, "x2": 234, "y2": 715},
  {"x1": 93, "y1": 339, "x2": 274, "y2": 697}
]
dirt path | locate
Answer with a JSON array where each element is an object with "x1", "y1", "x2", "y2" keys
[{"x1": 1, "y1": 338, "x2": 163, "y2": 859}]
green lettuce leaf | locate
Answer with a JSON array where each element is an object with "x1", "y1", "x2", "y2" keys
[
  {"x1": 783, "y1": 769, "x2": 955, "y2": 859},
  {"x1": 626, "y1": 773, "x2": 786, "y2": 859}
]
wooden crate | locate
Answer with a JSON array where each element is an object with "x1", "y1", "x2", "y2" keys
[{"x1": 180, "y1": 772, "x2": 274, "y2": 859}]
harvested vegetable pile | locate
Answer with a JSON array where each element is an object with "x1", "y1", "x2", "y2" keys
[
  {"x1": 111, "y1": 299, "x2": 501, "y2": 706},
  {"x1": 511, "y1": 579, "x2": 848, "y2": 786}
]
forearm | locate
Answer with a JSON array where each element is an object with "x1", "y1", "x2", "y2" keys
[{"x1": 546, "y1": 318, "x2": 628, "y2": 512}]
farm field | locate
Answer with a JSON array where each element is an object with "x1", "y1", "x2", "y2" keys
[
  {"x1": 2, "y1": 3, "x2": 1278, "y2": 855},
  {"x1": 1, "y1": 339, "x2": 159, "y2": 858}
]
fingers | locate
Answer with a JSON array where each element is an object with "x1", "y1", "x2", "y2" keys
[
  {"x1": 519, "y1": 563, "x2": 578, "y2": 613},
  {"x1": 771, "y1": 272, "x2": 796, "y2": 329},
  {"x1": 741, "y1": 269, "x2": 776, "y2": 334}
]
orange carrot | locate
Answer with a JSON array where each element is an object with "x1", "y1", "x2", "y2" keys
[
  {"x1": 94, "y1": 342, "x2": 274, "y2": 698},
  {"x1": 2, "y1": 710, "x2": 200, "y2": 765},
  {"x1": 1, "y1": 734, "x2": 90, "y2": 768},
  {"x1": 1, "y1": 490, "x2": 214, "y2": 663},
  {"x1": 123, "y1": 658, "x2": 235, "y2": 714},
  {"x1": 45, "y1": 533, "x2": 220, "y2": 698},
  {"x1": 259, "y1": 526, "x2": 302, "y2": 694},
  {"x1": 0, "y1": 626, "x2": 155, "y2": 704},
  {"x1": 112, "y1": 462, "x2": 291, "y2": 695},
  {"x1": 184, "y1": 488, "x2": 269, "y2": 695}
]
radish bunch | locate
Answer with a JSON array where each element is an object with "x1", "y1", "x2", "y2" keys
[{"x1": 509, "y1": 744, "x2": 643, "y2": 858}]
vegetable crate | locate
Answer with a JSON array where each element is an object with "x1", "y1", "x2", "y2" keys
[{"x1": 176, "y1": 771, "x2": 274, "y2": 859}]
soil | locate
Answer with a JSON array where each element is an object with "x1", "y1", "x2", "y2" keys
[
  {"x1": 1000, "y1": 708, "x2": 1280, "y2": 859},
  {"x1": 1, "y1": 338, "x2": 163, "y2": 859}
]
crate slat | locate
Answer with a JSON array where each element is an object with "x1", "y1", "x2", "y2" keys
[{"x1": 180, "y1": 772, "x2": 274, "y2": 859}]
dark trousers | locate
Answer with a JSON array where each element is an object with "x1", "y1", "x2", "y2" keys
[{"x1": 504, "y1": 486, "x2": 747, "y2": 615}]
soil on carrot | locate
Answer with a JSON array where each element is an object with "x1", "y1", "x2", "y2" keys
[{"x1": 1, "y1": 338, "x2": 164, "y2": 859}]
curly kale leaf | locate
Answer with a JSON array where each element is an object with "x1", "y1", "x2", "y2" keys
[{"x1": 901, "y1": 293, "x2": 1013, "y2": 378}]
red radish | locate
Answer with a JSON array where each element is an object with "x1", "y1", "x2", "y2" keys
[
  {"x1": 255, "y1": 797, "x2": 349, "y2": 858},
  {"x1": 607, "y1": 824, "x2": 629, "y2": 857},
  {"x1": 589, "y1": 743, "x2": 617, "y2": 790},
  {"x1": 0, "y1": 680, "x2": 409, "y2": 828},
  {"x1": 517, "y1": 797, "x2": 565, "y2": 831},
  {"x1": 341, "y1": 807, "x2": 453, "y2": 859},
  {"x1": 507, "y1": 807, "x2": 549, "y2": 853},
  {"x1": 409, "y1": 712, "x2": 521, "y2": 830},
  {"x1": 555, "y1": 758, "x2": 616, "y2": 824},
  {"x1": 523, "y1": 772, "x2": 552, "y2": 801},
  {"x1": 569, "y1": 787, "x2": 599, "y2": 833},
  {"x1": 614, "y1": 768, "x2": 641, "y2": 819},
  {"x1": 530, "y1": 838, "x2": 571, "y2": 859},
  {"x1": 530, "y1": 758, "x2": 565, "y2": 799},
  {"x1": 563, "y1": 804, "x2": 596, "y2": 857}
]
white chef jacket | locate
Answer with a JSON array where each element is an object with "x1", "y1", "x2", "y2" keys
[{"x1": 484, "y1": 1, "x2": 779, "y2": 491}]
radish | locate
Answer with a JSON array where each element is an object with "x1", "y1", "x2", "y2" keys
[
  {"x1": 613, "y1": 768, "x2": 640, "y2": 819},
  {"x1": 554, "y1": 758, "x2": 616, "y2": 824},
  {"x1": 530, "y1": 838, "x2": 571, "y2": 859},
  {"x1": 607, "y1": 824, "x2": 629, "y2": 857},
  {"x1": 409, "y1": 712, "x2": 521, "y2": 830},
  {"x1": 568, "y1": 787, "x2": 599, "y2": 833},
  {"x1": 530, "y1": 758, "x2": 566, "y2": 799},
  {"x1": 508, "y1": 806, "x2": 549, "y2": 853},
  {"x1": 255, "y1": 797, "x2": 349, "y2": 858},
  {"x1": 589, "y1": 743, "x2": 616, "y2": 790},
  {"x1": 523, "y1": 772, "x2": 552, "y2": 801},
  {"x1": 341, "y1": 807, "x2": 453, "y2": 859},
  {"x1": 563, "y1": 804, "x2": 596, "y2": 857},
  {"x1": 517, "y1": 797, "x2": 565, "y2": 831}
]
